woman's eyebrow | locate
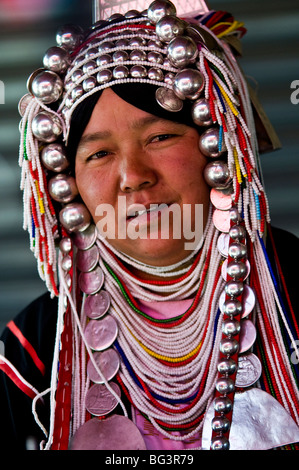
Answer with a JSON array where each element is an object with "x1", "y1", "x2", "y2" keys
[{"x1": 77, "y1": 116, "x2": 179, "y2": 151}]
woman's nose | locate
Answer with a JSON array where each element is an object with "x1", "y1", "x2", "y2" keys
[{"x1": 119, "y1": 152, "x2": 157, "y2": 193}]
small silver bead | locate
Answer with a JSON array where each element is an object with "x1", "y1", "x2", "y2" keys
[
  {"x1": 97, "y1": 69, "x2": 112, "y2": 84},
  {"x1": 128, "y1": 37, "x2": 146, "y2": 47},
  {"x1": 71, "y1": 69, "x2": 84, "y2": 82},
  {"x1": 59, "y1": 237, "x2": 72, "y2": 254},
  {"x1": 96, "y1": 54, "x2": 113, "y2": 66},
  {"x1": 211, "y1": 415, "x2": 231, "y2": 433},
  {"x1": 217, "y1": 358, "x2": 237, "y2": 375},
  {"x1": 227, "y1": 260, "x2": 247, "y2": 280},
  {"x1": 113, "y1": 50, "x2": 129, "y2": 62},
  {"x1": 85, "y1": 47, "x2": 98, "y2": 59},
  {"x1": 130, "y1": 49, "x2": 147, "y2": 61},
  {"x1": 211, "y1": 435, "x2": 230, "y2": 450},
  {"x1": 83, "y1": 60, "x2": 97, "y2": 75},
  {"x1": 130, "y1": 65, "x2": 147, "y2": 78},
  {"x1": 147, "y1": 51, "x2": 164, "y2": 64},
  {"x1": 213, "y1": 396, "x2": 232, "y2": 414},
  {"x1": 222, "y1": 298, "x2": 243, "y2": 316},
  {"x1": 71, "y1": 85, "x2": 84, "y2": 101},
  {"x1": 224, "y1": 280, "x2": 244, "y2": 297},
  {"x1": 148, "y1": 67, "x2": 164, "y2": 81},
  {"x1": 219, "y1": 337, "x2": 239, "y2": 356},
  {"x1": 229, "y1": 224, "x2": 246, "y2": 240},
  {"x1": 98, "y1": 41, "x2": 114, "y2": 53},
  {"x1": 83, "y1": 76, "x2": 97, "y2": 92},
  {"x1": 61, "y1": 254, "x2": 72, "y2": 272},
  {"x1": 229, "y1": 206, "x2": 243, "y2": 224},
  {"x1": 228, "y1": 242, "x2": 247, "y2": 260},
  {"x1": 215, "y1": 376, "x2": 235, "y2": 395},
  {"x1": 113, "y1": 65, "x2": 129, "y2": 79},
  {"x1": 222, "y1": 318, "x2": 241, "y2": 336}
]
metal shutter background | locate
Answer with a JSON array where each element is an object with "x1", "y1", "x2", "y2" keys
[{"x1": 0, "y1": 0, "x2": 298, "y2": 333}]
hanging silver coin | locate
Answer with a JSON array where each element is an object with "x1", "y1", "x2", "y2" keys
[
  {"x1": 212, "y1": 209, "x2": 230, "y2": 233},
  {"x1": 69, "y1": 415, "x2": 146, "y2": 450},
  {"x1": 72, "y1": 223, "x2": 97, "y2": 250},
  {"x1": 85, "y1": 382, "x2": 121, "y2": 416},
  {"x1": 87, "y1": 348, "x2": 120, "y2": 384},
  {"x1": 76, "y1": 244, "x2": 99, "y2": 272},
  {"x1": 235, "y1": 353, "x2": 262, "y2": 388},
  {"x1": 239, "y1": 319, "x2": 257, "y2": 353},
  {"x1": 84, "y1": 316, "x2": 118, "y2": 351},
  {"x1": 242, "y1": 285, "x2": 256, "y2": 318},
  {"x1": 79, "y1": 266, "x2": 104, "y2": 295},
  {"x1": 210, "y1": 188, "x2": 233, "y2": 210},
  {"x1": 155, "y1": 87, "x2": 183, "y2": 112},
  {"x1": 84, "y1": 290, "x2": 111, "y2": 319},
  {"x1": 217, "y1": 232, "x2": 229, "y2": 257}
]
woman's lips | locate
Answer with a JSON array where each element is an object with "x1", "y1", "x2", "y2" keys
[{"x1": 126, "y1": 202, "x2": 173, "y2": 226}]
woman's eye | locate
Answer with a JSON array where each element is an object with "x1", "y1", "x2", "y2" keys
[
  {"x1": 150, "y1": 134, "x2": 176, "y2": 143},
  {"x1": 87, "y1": 150, "x2": 110, "y2": 161}
]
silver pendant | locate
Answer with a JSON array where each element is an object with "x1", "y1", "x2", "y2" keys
[
  {"x1": 202, "y1": 388, "x2": 299, "y2": 450},
  {"x1": 69, "y1": 415, "x2": 146, "y2": 450}
]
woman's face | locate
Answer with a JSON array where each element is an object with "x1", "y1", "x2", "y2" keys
[{"x1": 75, "y1": 88, "x2": 210, "y2": 267}]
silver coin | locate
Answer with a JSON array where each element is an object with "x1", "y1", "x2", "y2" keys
[
  {"x1": 242, "y1": 285, "x2": 256, "y2": 318},
  {"x1": 69, "y1": 415, "x2": 146, "y2": 450},
  {"x1": 239, "y1": 319, "x2": 257, "y2": 353},
  {"x1": 155, "y1": 87, "x2": 183, "y2": 112},
  {"x1": 73, "y1": 223, "x2": 97, "y2": 250},
  {"x1": 76, "y1": 245, "x2": 99, "y2": 272},
  {"x1": 79, "y1": 266, "x2": 104, "y2": 294},
  {"x1": 87, "y1": 348, "x2": 120, "y2": 384},
  {"x1": 217, "y1": 232, "x2": 230, "y2": 257},
  {"x1": 212, "y1": 209, "x2": 230, "y2": 233},
  {"x1": 18, "y1": 93, "x2": 33, "y2": 116},
  {"x1": 235, "y1": 353, "x2": 262, "y2": 388},
  {"x1": 84, "y1": 291, "x2": 111, "y2": 319},
  {"x1": 85, "y1": 382, "x2": 121, "y2": 416},
  {"x1": 84, "y1": 316, "x2": 118, "y2": 351},
  {"x1": 210, "y1": 188, "x2": 232, "y2": 210}
]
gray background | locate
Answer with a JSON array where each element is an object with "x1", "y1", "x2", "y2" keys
[{"x1": 0, "y1": 0, "x2": 298, "y2": 333}]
